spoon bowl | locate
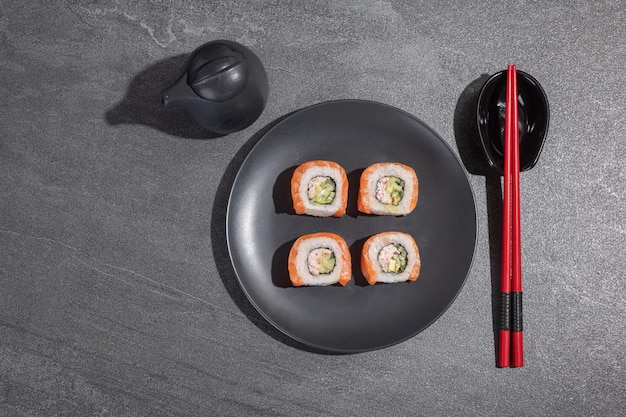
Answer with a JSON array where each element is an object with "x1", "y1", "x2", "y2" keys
[{"x1": 477, "y1": 70, "x2": 549, "y2": 173}]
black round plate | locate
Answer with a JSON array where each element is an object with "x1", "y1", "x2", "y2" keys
[{"x1": 227, "y1": 100, "x2": 477, "y2": 353}]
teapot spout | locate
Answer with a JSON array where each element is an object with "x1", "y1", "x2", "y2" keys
[{"x1": 161, "y1": 75, "x2": 193, "y2": 108}]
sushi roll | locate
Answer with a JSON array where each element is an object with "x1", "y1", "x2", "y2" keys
[
  {"x1": 291, "y1": 160, "x2": 348, "y2": 217},
  {"x1": 361, "y1": 232, "x2": 420, "y2": 285},
  {"x1": 288, "y1": 232, "x2": 352, "y2": 287},
  {"x1": 357, "y1": 162, "x2": 418, "y2": 216}
]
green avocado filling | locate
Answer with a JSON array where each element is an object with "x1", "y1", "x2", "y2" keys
[
  {"x1": 385, "y1": 176, "x2": 405, "y2": 206},
  {"x1": 378, "y1": 244, "x2": 408, "y2": 274},
  {"x1": 308, "y1": 176, "x2": 336, "y2": 205}
]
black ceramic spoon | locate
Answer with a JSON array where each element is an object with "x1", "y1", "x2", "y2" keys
[{"x1": 477, "y1": 70, "x2": 550, "y2": 174}]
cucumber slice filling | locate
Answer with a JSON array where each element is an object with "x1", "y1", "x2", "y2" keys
[{"x1": 307, "y1": 176, "x2": 336, "y2": 205}]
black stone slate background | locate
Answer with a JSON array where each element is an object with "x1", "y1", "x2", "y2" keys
[{"x1": 1, "y1": 1, "x2": 624, "y2": 416}]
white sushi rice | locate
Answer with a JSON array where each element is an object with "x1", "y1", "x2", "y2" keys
[
  {"x1": 362, "y1": 163, "x2": 417, "y2": 216},
  {"x1": 294, "y1": 236, "x2": 347, "y2": 286},
  {"x1": 297, "y1": 165, "x2": 345, "y2": 217},
  {"x1": 364, "y1": 232, "x2": 419, "y2": 283}
]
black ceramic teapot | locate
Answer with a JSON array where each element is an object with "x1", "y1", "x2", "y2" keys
[{"x1": 161, "y1": 40, "x2": 269, "y2": 135}]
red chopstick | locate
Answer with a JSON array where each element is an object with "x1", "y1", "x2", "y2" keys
[
  {"x1": 510, "y1": 66, "x2": 524, "y2": 368},
  {"x1": 497, "y1": 65, "x2": 524, "y2": 368},
  {"x1": 497, "y1": 65, "x2": 514, "y2": 368}
]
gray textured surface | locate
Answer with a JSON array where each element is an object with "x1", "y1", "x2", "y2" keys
[{"x1": 1, "y1": 1, "x2": 625, "y2": 416}]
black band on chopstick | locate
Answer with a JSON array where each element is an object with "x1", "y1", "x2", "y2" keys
[
  {"x1": 512, "y1": 291, "x2": 523, "y2": 332},
  {"x1": 500, "y1": 292, "x2": 511, "y2": 331}
]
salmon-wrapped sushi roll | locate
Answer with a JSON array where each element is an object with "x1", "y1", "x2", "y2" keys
[
  {"x1": 288, "y1": 232, "x2": 351, "y2": 287},
  {"x1": 291, "y1": 160, "x2": 348, "y2": 217},
  {"x1": 361, "y1": 232, "x2": 420, "y2": 285},
  {"x1": 358, "y1": 162, "x2": 418, "y2": 216}
]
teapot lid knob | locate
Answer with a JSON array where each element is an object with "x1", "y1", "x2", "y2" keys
[{"x1": 186, "y1": 43, "x2": 249, "y2": 102}]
